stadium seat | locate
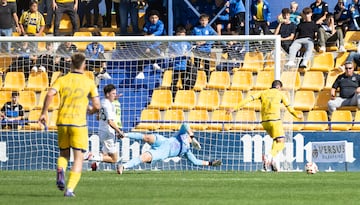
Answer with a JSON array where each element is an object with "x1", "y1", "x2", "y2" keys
[
  {"x1": 73, "y1": 32, "x2": 92, "y2": 51},
  {"x1": 159, "y1": 109, "x2": 184, "y2": 130},
  {"x1": 283, "y1": 111, "x2": 304, "y2": 131},
  {"x1": 324, "y1": 70, "x2": 342, "y2": 90},
  {"x1": 263, "y1": 52, "x2": 274, "y2": 71},
  {"x1": 280, "y1": 71, "x2": 301, "y2": 90},
  {"x1": 100, "y1": 31, "x2": 116, "y2": 51},
  {"x1": 207, "y1": 110, "x2": 232, "y2": 131},
  {"x1": 37, "y1": 33, "x2": 47, "y2": 52},
  {"x1": 219, "y1": 90, "x2": 243, "y2": 110},
  {"x1": 84, "y1": 71, "x2": 95, "y2": 80},
  {"x1": 171, "y1": 90, "x2": 196, "y2": 110},
  {"x1": 0, "y1": 91, "x2": 11, "y2": 108},
  {"x1": 313, "y1": 90, "x2": 331, "y2": 110},
  {"x1": 242, "y1": 90, "x2": 262, "y2": 111},
  {"x1": 23, "y1": 109, "x2": 46, "y2": 130},
  {"x1": 2, "y1": 72, "x2": 25, "y2": 91},
  {"x1": 293, "y1": 90, "x2": 315, "y2": 111},
  {"x1": 232, "y1": 110, "x2": 258, "y2": 131},
  {"x1": 148, "y1": 89, "x2": 173, "y2": 110},
  {"x1": 206, "y1": 71, "x2": 231, "y2": 90},
  {"x1": 303, "y1": 110, "x2": 329, "y2": 131},
  {"x1": 330, "y1": 110, "x2": 353, "y2": 131},
  {"x1": 352, "y1": 110, "x2": 360, "y2": 130},
  {"x1": 18, "y1": 91, "x2": 37, "y2": 111},
  {"x1": 160, "y1": 70, "x2": 172, "y2": 89},
  {"x1": 240, "y1": 52, "x2": 264, "y2": 73},
  {"x1": 0, "y1": 54, "x2": 12, "y2": 72},
  {"x1": 35, "y1": 90, "x2": 60, "y2": 110},
  {"x1": 50, "y1": 71, "x2": 62, "y2": 86},
  {"x1": 230, "y1": 71, "x2": 253, "y2": 91},
  {"x1": 25, "y1": 72, "x2": 49, "y2": 91},
  {"x1": 193, "y1": 70, "x2": 207, "y2": 91},
  {"x1": 134, "y1": 109, "x2": 161, "y2": 130},
  {"x1": 334, "y1": 52, "x2": 350, "y2": 69},
  {"x1": 252, "y1": 71, "x2": 274, "y2": 90},
  {"x1": 344, "y1": 31, "x2": 360, "y2": 51},
  {"x1": 48, "y1": 110, "x2": 58, "y2": 130},
  {"x1": 300, "y1": 71, "x2": 324, "y2": 91},
  {"x1": 194, "y1": 90, "x2": 220, "y2": 110},
  {"x1": 309, "y1": 52, "x2": 334, "y2": 72},
  {"x1": 187, "y1": 109, "x2": 209, "y2": 131}
]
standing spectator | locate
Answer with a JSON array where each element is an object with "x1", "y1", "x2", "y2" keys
[
  {"x1": 44, "y1": 0, "x2": 54, "y2": 29},
  {"x1": 102, "y1": 0, "x2": 115, "y2": 27},
  {"x1": 274, "y1": 8, "x2": 297, "y2": 53},
  {"x1": 119, "y1": 0, "x2": 140, "y2": 35},
  {"x1": 251, "y1": 0, "x2": 272, "y2": 35},
  {"x1": 19, "y1": 0, "x2": 45, "y2": 36},
  {"x1": 328, "y1": 61, "x2": 360, "y2": 117},
  {"x1": 318, "y1": 13, "x2": 346, "y2": 52},
  {"x1": 310, "y1": 0, "x2": 329, "y2": 25},
  {"x1": 334, "y1": 0, "x2": 350, "y2": 33},
  {"x1": 78, "y1": 0, "x2": 100, "y2": 27},
  {"x1": 285, "y1": 7, "x2": 318, "y2": 69},
  {"x1": 0, "y1": 0, "x2": 20, "y2": 52},
  {"x1": 0, "y1": 91, "x2": 24, "y2": 130},
  {"x1": 55, "y1": 41, "x2": 78, "y2": 73},
  {"x1": 53, "y1": 0, "x2": 78, "y2": 36},
  {"x1": 228, "y1": 0, "x2": 246, "y2": 35},
  {"x1": 192, "y1": 13, "x2": 217, "y2": 81},
  {"x1": 17, "y1": 0, "x2": 31, "y2": 18},
  {"x1": 348, "y1": 0, "x2": 360, "y2": 30},
  {"x1": 214, "y1": 0, "x2": 230, "y2": 35}
]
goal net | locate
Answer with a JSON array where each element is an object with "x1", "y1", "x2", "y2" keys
[{"x1": 0, "y1": 35, "x2": 298, "y2": 171}]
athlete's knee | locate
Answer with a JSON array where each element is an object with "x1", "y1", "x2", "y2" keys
[{"x1": 140, "y1": 152, "x2": 152, "y2": 163}]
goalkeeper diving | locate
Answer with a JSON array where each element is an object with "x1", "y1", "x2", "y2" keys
[
  {"x1": 116, "y1": 123, "x2": 222, "y2": 174},
  {"x1": 227, "y1": 80, "x2": 303, "y2": 171}
]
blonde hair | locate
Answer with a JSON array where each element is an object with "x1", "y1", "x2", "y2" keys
[{"x1": 290, "y1": 1, "x2": 298, "y2": 9}]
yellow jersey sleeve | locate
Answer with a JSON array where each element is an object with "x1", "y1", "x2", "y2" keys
[{"x1": 234, "y1": 91, "x2": 262, "y2": 111}]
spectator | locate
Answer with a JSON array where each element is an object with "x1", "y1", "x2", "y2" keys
[
  {"x1": 274, "y1": 8, "x2": 297, "y2": 53},
  {"x1": 278, "y1": 1, "x2": 301, "y2": 25},
  {"x1": 43, "y1": 0, "x2": 54, "y2": 29},
  {"x1": 53, "y1": 0, "x2": 78, "y2": 36},
  {"x1": 285, "y1": 7, "x2": 318, "y2": 69},
  {"x1": 33, "y1": 42, "x2": 56, "y2": 79},
  {"x1": 119, "y1": 0, "x2": 140, "y2": 35},
  {"x1": 0, "y1": 0, "x2": 20, "y2": 52},
  {"x1": 251, "y1": 0, "x2": 272, "y2": 35},
  {"x1": 318, "y1": 13, "x2": 346, "y2": 53},
  {"x1": 214, "y1": 0, "x2": 230, "y2": 35},
  {"x1": 8, "y1": 40, "x2": 38, "y2": 79},
  {"x1": 146, "y1": 0, "x2": 167, "y2": 28},
  {"x1": 348, "y1": 0, "x2": 360, "y2": 30},
  {"x1": 55, "y1": 41, "x2": 78, "y2": 73},
  {"x1": 78, "y1": 0, "x2": 100, "y2": 27},
  {"x1": 228, "y1": 0, "x2": 246, "y2": 35},
  {"x1": 328, "y1": 61, "x2": 360, "y2": 117},
  {"x1": 102, "y1": 0, "x2": 118, "y2": 28},
  {"x1": 19, "y1": 0, "x2": 45, "y2": 36},
  {"x1": 0, "y1": 91, "x2": 24, "y2": 130},
  {"x1": 310, "y1": 0, "x2": 329, "y2": 25},
  {"x1": 192, "y1": 13, "x2": 217, "y2": 81},
  {"x1": 334, "y1": 0, "x2": 350, "y2": 33}
]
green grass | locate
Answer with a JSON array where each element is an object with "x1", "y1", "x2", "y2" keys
[{"x1": 1, "y1": 171, "x2": 360, "y2": 205}]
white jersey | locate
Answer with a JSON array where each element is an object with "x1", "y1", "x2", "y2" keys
[{"x1": 99, "y1": 98, "x2": 116, "y2": 134}]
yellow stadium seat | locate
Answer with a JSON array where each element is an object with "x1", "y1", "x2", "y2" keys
[
  {"x1": 59, "y1": 14, "x2": 74, "y2": 33},
  {"x1": 35, "y1": 90, "x2": 60, "y2": 110},
  {"x1": 283, "y1": 111, "x2": 304, "y2": 131},
  {"x1": 134, "y1": 109, "x2": 161, "y2": 130},
  {"x1": 207, "y1": 110, "x2": 232, "y2": 131},
  {"x1": 188, "y1": 109, "x2": 209, "y2": 131},
  {"x1": 160, "y1": 70, "x2": 172, "y2": 89},
  {"x1": 280, "y1": 71, "x2": 301, "y2": 90},
  {"x1": 230, "y1": 71, "x2": 253, "y2": 91},
  {"x1": 194, "y1": 90, "x2": 220, "y2": 110},
  {"x1": 300, "y1": 71, "x2": 324, "y2": 91},
  {"x1": 330, "y1": 110, "x2": 353, "y2": 131},
  {"x1": 324, "y1": 70, "x2": 342, "y2": 90},
  {"x1": 23, "y1": 110, "x2": 46, "y2": 130},
  {"x1": 303, "y1": 110, "x2": 329, "y2": 131},
  {"x1": 232, "y1": 110, "x2": 258, "y2": 131},
  {"x1": 206, "y1": 71, "x2": 231, "y2": 90},
  {"x1": 0, "y1": 55, "x2": 12, "y2": 72},
  {"x1": 148, "y1": 89, "x2": 173, "y2": 110},
  {"x1": 73, "y1": 32, "x2": 92, "y2": 51},
  {"x1": 310, "y1": 52, "x2": 334, "y2": 72},
  {"x1": 0, "y1": 91, "x2": 11, "y2": 107},
  {"x1": 240, "y1": 52, "x2": 264, "y2": 73},
  {"x1": 242, "y1": 90, "x2": 262, "y2": 111},
  {"x1": 344, "y1": 31, "x2": 360, "y2": 51},
  {"x1": 219, "y1": 90, "x2": 242, "y2": 110},
  {"x1": 100, "y1": 31, "x2": 116, "y2": 51},
  {"x1": 171, "y1": 90, "x2": 196, "y2": 110},
  {"x1": 193, "y1": 70, "x2": 207, "y2": 91},
  {"x1": 50, "y1": 71, "x2": 62, "y2": 86},
  {"x1": 252, "y1": 71, "x2": 274, "y2": 90},
  {"x1": 159, "y1": 109, "x2": 184, "y2": 130},
  {"x1": 352, "y1": 110, "x2": 360, "y2": 130},
  {"x1": 18, "y1": 91, "x2": 37, "y2": 111},
  {"x1": 37, "y1": 33, "x2": 47, "y2": 52},
  {"x1": 48, "y1": 110, "x2": 58, "y2": 130},
  {"x1": 2, "y1": 72, "x2": 25, "y2": 91},
  {"x1": 293, "y1": 90, "x2": 315, "y2": 111},
  {"x1": 84, "y1": 71, "x2": 95, "y2": 80},
  {"x1": 263, "y1": 52, "x2": 274, "y2": 71},
  {"x1": 25, "y1": 72, "x2": 49, "y2": 91},
  {"x1": 313, "y1": 90, "x2": 331, "y2": 110},
  {"x1": 335, "y1": 52, "x2": 350, "y2": 69}
]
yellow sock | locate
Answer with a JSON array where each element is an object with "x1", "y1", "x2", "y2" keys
[
  {"x1": 57, "y1": 157, "x2": 68, "y2": 171},
  {"x1": 67, "y1": 171, "x2": 81, "y2": 191},
  {"x1": 270, "y1": 140, "x2": 285, "y2": 158}
]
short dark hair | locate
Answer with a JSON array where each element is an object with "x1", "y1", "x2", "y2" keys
[
  {"x1": 29, "y1": 0, "x2": 38, "y2": 6},
  {"x1": 11, "y1": 91, "x2": 19, "y2": 97},
  {"x1": 71, "y1": 53, "x2": 86, "y2": 70},
  {"x1": 271, "y1": 80, "x2": 283, "y2": 88},
  {"x1": 175, "y1": 25, "x2": 186, "y2": 34},
  {"x1": 148, "y1": 10, "x2": 160, "y2": 18},
  {"x1": 199, "y1": 13, "x2": 210, "y2": 20},
  {"x1": 103, "y1": 84, "x2": 116, "y2": 95},
  {"x1": 282, "y1": 8, "x2": 291, "y2": 15}
]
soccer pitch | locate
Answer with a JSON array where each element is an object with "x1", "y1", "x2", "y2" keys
[{"x1": 1, "y1": 171, "x2": 360, "y2": 205}]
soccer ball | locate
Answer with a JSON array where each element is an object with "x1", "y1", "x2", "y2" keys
[{"x1": 305, "y1": 162, "x2": 318, "y2": 174}]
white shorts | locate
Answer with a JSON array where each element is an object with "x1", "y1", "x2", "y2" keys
[{"x1": 99, "y1": 130, "x2": 117, "y2": 154}]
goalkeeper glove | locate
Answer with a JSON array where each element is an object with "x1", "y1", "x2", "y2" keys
[
  {"x1": 191, "y1": 137, "x2": 202, "y2": 150},
  {"x1": 116, "y1": 129, "x2": 125, "y2": 139},
  {"x1": 209, "y1": 160, "x2": 222, "y2": 166}
]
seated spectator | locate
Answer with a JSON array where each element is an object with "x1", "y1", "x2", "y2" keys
[
  {"x1": 285, "y1": 7, "x2": 318, "y2": 69},
  {"x1": 8, "y1": 40, "x2": 38, "y2": 79},
  {"x1": 0, "y1": 91, "x2": 24, "y2": 130},
  {"x1": 274, "y1": 8, "x2": 297, "y2": 53},
  {"x1": 318, "y1": 13, "x2": 346, "y2": 52},
  {"x1": 55, "y1": 41, "x2": 78, "y2": 74},
  {"x1": 310, "y1": 0, "x2": 329, "y2": 25},
  {"x1": 328, "y1": 61, "x2": 360, "y2": 118},
  {"x1": 278, "y1": 1, "x2": 301, "y2": 25},
  {"x1": 214, "y1": 0, "x2": 230, "y2": 35},
  {"x1": 19, "y1": 0, "x2": 45, "y2": 36},
  {"x1": 348, "y1": 0, "x2": 360, "y2": 30},
  {"x1": 334, "y1": 0, "x2": 350, "y2": 33},
  {"x1": 33, "y1": 42, "x2": 55, "y2": 78}
]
